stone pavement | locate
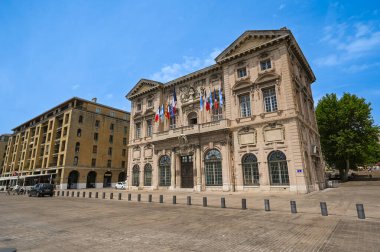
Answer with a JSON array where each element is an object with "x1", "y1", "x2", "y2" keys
[{"x1": 0, "y1": 181, "x2": 379, "y2": 251}]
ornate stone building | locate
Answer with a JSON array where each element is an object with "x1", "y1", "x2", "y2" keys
[{"x1": 126, "y1": 28, "x2": 325, "y2": 193}]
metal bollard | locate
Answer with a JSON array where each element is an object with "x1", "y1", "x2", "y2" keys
[
  {"x1": 221, "y1": 197, "x2": 226, "y2": 208},
  {"x1": 71, "y1": 191, "x2": 74, "y2": 197},
  {"x1": 242, "y1": 198, "x2": 247, "y2": 210},
  {"x1": 61, "y1": 191, "x2": 64, "y2": 196},
  {"x1": 82, "y1": 191, "x2": 86, "y2": 198},
  {"x1": 77, "y1": 191, "x2": 80, "y2": 197},
  {"x1": 95, "y1": 192, "x2": 99, "y2": 198},
  {"x1": 118, "y1": 193, "x2": 122, "y2": 200},
  {"x1": 290, "y1": 201, "x2": 297, "y2": 214},
  {"x1": 137, "y1": 194, "x2": 141, "y2": 202},
  {"x1": 356, "y1": 204, "x2": 365, "y2": 219},
  {"x1": 148, "y1": 194, "x2": 152, "y2": 202},
  {"x1": 173, "y1": 195, "x2": 177, "y2": 204},
  {"x1": 110, "y1": 192, "x2": 113, "y2": 199},
  {"x1": 128, "y1": 193, "x2": 131, "y2": 201},
  {"x1": 203, "y1": 197, "x2": 207, "y2": 207},
  {"x1": 187, "y1": 196, "x2": 191, "y2": 205},
  {"x1": 66, "y1": 191, "x2": 69, "y2": 197},
  {"x1": 320, "y1": 202, "x2": 328, "y2": 216},
  {"x1": 102, "y1": 192, "x2": 105, "y2": 199},
  {"x1": 89, "y1": 192, "x2": 92, "y2": 198},
  {"x1": 264, "y1": 199, "x2": 270, "y2": 211},
  {"x1": 159, "y1": 195, "x2": 163, "y2": 203}
]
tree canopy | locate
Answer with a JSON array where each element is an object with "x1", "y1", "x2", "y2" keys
[{"x1": 315, "y1": 93, "x2": 380, "y2": 180}]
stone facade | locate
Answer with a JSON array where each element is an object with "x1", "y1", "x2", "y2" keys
[
  {"x1": 0, "y1": 97, "x2": 130, "y2": 189},
  {"x1": 126, "y1": 28, "x2": 325, "y2": 193},
  {"x1": 0, "y1": 134, "x2": 11, "y2": 175}
]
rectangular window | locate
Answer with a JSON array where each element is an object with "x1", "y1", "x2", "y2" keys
[
  {"x1": 263, "y1": 87, "x2": 278, "y2": 112},
  {"x1": 212, "y1": 107, "x2": 223, "y2": 121},
  {"x1": 108, "y1": 147, "x2": 112, "y2": 156},
  {"x1": 239, "y1": 94, "x2": 251, "y2": 117},
  {"x1": 135, "y1": 123, "x2": 141, "y2": 138},
  {"x1": 237, "y1": 67, "x2": 247, "y2": 78},
  {"x1": 169, "y1": 117, "x2": 176, "y2": 129},
  {"x1": 93, "y1": 145, "x2": 97, "y2": 154},
  {"x1": 146, "y1": 119, "x2": 153, "y2": 137},
  {"x1": 122, "y1": 149, "x2": 126, "y2": 157},
  {"x1": 94, "y1": 132, "x2": 98, "y2": 141},
  {"x1": 260, "y1": 59, "x2": 272, "y2": 71},
  {"x1": 64, "y1": 114, "x2": 69, "y2": 124},
  {"x1": 107, "y1": 160, "x2": 111, "y2": 168},
  {"x1": 121, "y1": 161, "x2": 125, "y2": 169},
  {"x1": 136, "y1": 101, "x2": 142, "y2": 111},
  {"x1": 109, "y1": 135, "x2": 113, "y2": 144},
  {"x1": 110, "y1": 111, "x2": 115, "y2": 117},
  {"x1": 91, "y1": 158, "x2": 96, "y2": 167},
  {"x1": 147, "y1": 99, "x2": 153, "y2": 108},
  {"x1": 124, "y1": 126, "x2": 128, "y2": 135},
  {"x1": 95, "y1": 108, "x2": 101, "y2": 114},
  {"x1": 95, "y1": 120, "x2": 100, "y2": 128},
  {"x1": 110, "y1": 123, "x2": 114, "y2": 131},
  {"x1": 123, "y1": 137, "x2": 127, "y2": 146}
]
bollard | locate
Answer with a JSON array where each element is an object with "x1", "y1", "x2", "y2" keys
[
  {"x1": 173, "y1": 195, "x2": 177, "y2": 204},
  {"x1": 320, "y1": 202, "x2": 328, "y2": 216},
  {"x1": 89, "y1": 192, "x2": 92, "y2": 198},
  {"x1": 137, "y1": 194, "x2": 141, "y2": 202},
  {"x1": 61, "y1": 191, "x2": 64, "y2": 196},
  {"x1": 356, "y1": 204, "x2": 365, "y2": 219},
  {"x1": 95, "y1": 192, "x2": 99, "y2": 199},
  {"x1": 77, "y1": 191, "x2": 80, "y2": 197},
  {"x1": 56, "y1": 191, "x2": 60, "y2": 197},
  {"x1": 187, "y1": 196, "x2": 191, "y2": 205},
  {"x1": 264, "y1": 199, "x2": 270, "y2": 211},
  {"x1": 221, "y1": 197, "x2": 226, "y2": 208},
  {"x1": 242, "y1": 198, "x2": 247, "y2": 210},
  {"x1": 102, "y1": 192, "x2": 106, "y2": 199},
  {"x1": 128, "y1": 193, "x2": 131, "y2": 201},
  {"x1": 66, "y1": 191, "x2": 69, "y2": 197},
  {"x1": 290, "y1": 201, "x2": 297, "y2": 214},
  {"x1": 110, "y1": 192, "x2": 113, "y2": 200},
  {"x1": 118, "y1": 193, "x2": 122, "y2": 200},
  {"x1": 159, "y1": 195, "x2": 163, "y2": 203},
  {"x1": 148, "y1": 194, "x2": 152, "y2": 202},
  {"x1": 71, "y1": 191, "x2": 74, "y2": 197},
  {"x1": 82, "y1": 192, "x2": 86, "y2": 198},
  {"x1": 203, "y1": 197, "x2": 207, "y2": 207}
]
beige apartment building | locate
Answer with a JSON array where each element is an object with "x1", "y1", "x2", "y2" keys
[
  {"x1": 0, "y1": 134, "x2": 11, "y2": 176},
  {"x1": 126, "y1": 28, "x2": 325, "y2": 193},
  {"x1": 0, "y1": 97, "x2": 130, "y2": 189}
]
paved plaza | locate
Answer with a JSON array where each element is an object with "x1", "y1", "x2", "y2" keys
[{"x1": 0, "y1": 181, "x2": 379, "y2": 251}]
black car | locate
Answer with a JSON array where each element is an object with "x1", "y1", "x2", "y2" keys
[{"x1": 28, "y1": 183, "x2": 54, "y2": 197}]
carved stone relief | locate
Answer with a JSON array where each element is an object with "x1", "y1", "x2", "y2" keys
[
  {"x1": 238, "y1": 127, "x2": 257, "y2": 145},
  {"x1": 263, "y1": 123, "x2": 285, "y2": 144}
]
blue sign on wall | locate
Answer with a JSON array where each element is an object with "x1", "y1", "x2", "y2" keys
[{"x1": 296, "y1": 169, "x2": 303, "y2": 173}]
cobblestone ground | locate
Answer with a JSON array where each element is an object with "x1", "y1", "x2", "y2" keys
[{"x1": 0, "y1": 181, "x2": 379, "y2": 251}]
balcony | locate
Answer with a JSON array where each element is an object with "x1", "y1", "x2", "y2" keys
[{"x1": 152, "y1": 119, "x2": 231, "y2": 142}]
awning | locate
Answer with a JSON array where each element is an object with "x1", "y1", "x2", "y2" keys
[{"x1": 0, "y1": 173, "x2": 57, "y2": 181}]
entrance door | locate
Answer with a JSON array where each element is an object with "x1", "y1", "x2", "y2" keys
[{"x1": 181, "y1": 156, "x2": 194, "y2": 188}]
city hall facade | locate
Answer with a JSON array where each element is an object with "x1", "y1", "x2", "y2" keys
[{"x1": 126, "y1": 28, "x2": 325, "y2": 193}]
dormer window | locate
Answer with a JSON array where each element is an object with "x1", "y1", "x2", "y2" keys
[
  {"x1": 237, "y1": 67, "x2": 247, "y2": 78},
  {"x1": 260, "y1": 59, "x2": 272, "y2": 71}
]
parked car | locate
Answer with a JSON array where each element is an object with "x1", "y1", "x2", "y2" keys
[
  {"x1": 28, "y1": 183, "x2": 54, "y2": 197},
  {"x1": 115, "y1": 182, "x2": 126, "y2": 190}
]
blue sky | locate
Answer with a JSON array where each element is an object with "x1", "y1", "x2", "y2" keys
[{"x1": 0, "y1": 0, "x2": 379, "y2": 133}]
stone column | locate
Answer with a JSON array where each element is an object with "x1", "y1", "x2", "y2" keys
[
  {"x1": 176, "y1": 154, "x2": 181, "y2": 188},
  {"x1": 153, "y1": 150, "x2": 159, "y2": 189},
  {"x1": 170, "y1": 150, "x2": 176, "y2": 190},
  {"x1": 196, "y1": 146, "x2": 202, "y2": 192}
]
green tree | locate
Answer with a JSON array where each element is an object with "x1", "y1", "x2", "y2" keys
[{"x1": 316, "y1": 93, "x2": 380, "y2": 181}]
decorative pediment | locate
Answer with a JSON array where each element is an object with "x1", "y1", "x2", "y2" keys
[
  {"x1": 254, "y1": 72, "x2": 281, "y2": 85},
  {"x1": 126, "y1": 79, "x2": 163, "y2": 100},
  {"x1": 215, "y1": 30, "x2": 290, "y2": 63},
  {"x1": 232, "y1": 80, "x2": 253, "y2": 92}
]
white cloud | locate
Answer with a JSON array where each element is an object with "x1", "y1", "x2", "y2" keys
[
  {"x1": 342, "y1": 62, "x2": 380, "y2": 73},
  {"x1": 150, "y1": 48, "x2": 222, "y2": 82},
  {"x1": 71, "y1": 84, "x2": 80, "y2": 90}
]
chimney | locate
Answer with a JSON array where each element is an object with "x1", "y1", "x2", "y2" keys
[{"x1": 92, "y1": 98, "x2": 97, "y2": 103}]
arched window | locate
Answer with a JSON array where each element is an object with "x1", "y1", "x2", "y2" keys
[
  {"x1": 118, "y1": 171, "x2": 126, "y2": 182},
  {"x1": 268, "y1": 151, "x2": 289, "y2": 185},
  {"x1": 75, "y1": 142, "x2": 80, "y2": 153},
  {"x1": 86, "y1": 171, "x2": 97, "y2": 188},
  {"x1": 132, "y1": 165, "x2": 140, "y2": 186},
  {"x1": 67, "y1": 170, "x2": 79, "y2": 189},
  {"x1": 242, "y1": 154, "x2": 259, "y2": 185},
  {"x1": 77, "y1": 128, "x2": 81, "y2": 137},
  {"x1": 78, "y1": 115, "x2": 83, "y2": 123},
  {"x1": 204, "y1": 149, "x2": 222, "y2": 186},
  {"x1": 188, "y1": 112, "x2": 197, "y2": 125},
  {"x1": 159, "y1": 156, "x2": 171, "y2": 186},
  {"x1": 144, "y1": 164, "x2": 152, "y2": 186}
]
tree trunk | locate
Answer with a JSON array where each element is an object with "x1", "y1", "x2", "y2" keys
[{"x1": 342, "y1": 159, "x2": 350, "y2": 181}]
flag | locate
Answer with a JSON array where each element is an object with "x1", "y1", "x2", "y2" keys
[
  {"x1": 160, "y1": 104, "x2": 164, "y2": 120},
  {"x1": 170, "y1": 104, "x2": 175, "y2": 118},
  {"x1": 155, "y1": 107, "x2": 159, "y2": 122},
  {"x1": 206, "y1": 90, "x2": 210, "y2": 111},
  {"x1": 165, "y1": 103, "x2": 170, "y2": 119},
  {"x1": 219, "y1": 84, "x2": 223, "y2": 106},
  {"x1": 209, "y1": 89, "x2": 213, "y2": 110},
  {"x1": 214, "y1": 88, "x2": 219, "y2": 110},
  {"x1": 200, "y1": 90, "x2": 203, "y2": 111},
  {"x1": 172, "y1": 88, "x2": 177, "y2": 114}
]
